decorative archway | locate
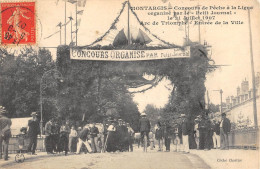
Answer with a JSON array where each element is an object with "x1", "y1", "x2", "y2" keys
[
  {"x1": 56, "y1": 42, "x2": 214, "y2": 122},
  {"x1": 55, "y1": 1, "x2": 215, "y2": 123}
]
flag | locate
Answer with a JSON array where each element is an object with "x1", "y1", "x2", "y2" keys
[
  {"x1": 77, "y1": 0, "x2": 87, "y2": 7},
  {"x1": 77, "y1": 10, "x2": 84, "y2": 15},
  {"x1": 72, "y1": 29, "x2": 78, "y2": 33},
  {"x1": 57, "y1": 22, "x2": 62, "y2": 28}
]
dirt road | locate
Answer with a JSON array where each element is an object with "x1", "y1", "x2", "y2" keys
[{"x1": 2, "y1": 148, "x2": 210, "y2": 169}]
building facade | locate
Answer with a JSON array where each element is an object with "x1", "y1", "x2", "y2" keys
[{"x1": 224, "y1": 72, "x2": 260, "y2": 128}]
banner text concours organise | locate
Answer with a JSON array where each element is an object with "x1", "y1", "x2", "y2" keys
[{"x1": 70, "y1": 47, "x2": 190, "y2": 61}]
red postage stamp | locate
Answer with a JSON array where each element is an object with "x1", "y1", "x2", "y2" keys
[{"x1": 0, "y1": 2, "x2": 36, "y2": 45}]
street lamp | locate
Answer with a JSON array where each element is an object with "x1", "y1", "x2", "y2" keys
[{"x1": 40, "y1": 68, "x2": 63, "y2": 136}]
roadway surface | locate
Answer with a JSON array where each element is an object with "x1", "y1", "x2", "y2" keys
[{"x1": 1, "y1": 147, "x2": 210, "y2": 169}]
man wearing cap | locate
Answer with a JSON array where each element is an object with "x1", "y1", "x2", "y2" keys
[
  {"x1": 59, "y1": 120, "x2": 70, "y2": 155},
  {"x1": 0, "y1": 106, "x2": 12, "y2": 160},
  {"x1": 27, "y1": 112, "x2": 40, "y2": 155},
  {"x1": 139, "y1": 113, "x2": 151, "y2": 147},
  {"x1": 45, "y1": 118, "x2": 55, "y2": 154},
  {"x1": 89, "y1": 122, "x2": 100, "y2": 153},
  {"x1": 220, "y1": 113, "x2": 231, "y2": 150},
  {"x1": 181, "y1": 114, "x2": 189, "y2": 153}
]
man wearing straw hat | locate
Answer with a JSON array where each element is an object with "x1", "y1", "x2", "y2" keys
[
  {"x1": 0, "y1": 106, "x2": 12, "y2": 161},
  {"x1": 139, "y1": 113, "x2": 151, "y2": 147}
]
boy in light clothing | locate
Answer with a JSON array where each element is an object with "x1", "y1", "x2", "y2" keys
[{"x1": 69, "y1": 126, "x2": 78, "y2": 152}]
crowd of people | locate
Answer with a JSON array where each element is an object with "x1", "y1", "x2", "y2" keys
[
  {"x1": 42, "y1": 117, "x2": 136, "y2": 155},
  {"x1": 0, "y1": 104, "x2": 232, "y2": 161},
  {"x1": 151, "y1": 112, "x2": 231, "y2": 154}
]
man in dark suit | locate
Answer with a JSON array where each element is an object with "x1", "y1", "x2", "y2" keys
[
  {"x1": 89, "y1": 122, "x2": 100, "y2": 153},
  {"x1": 27, "y1": 112, "x2": 40, "y2": 155},
  {"x1": 0, "y1": 106, "x2": 12, "y2": 161},
  {"x1": 164, "y1": 121, "x2": 172, "y2": 152},
  {"x1": 45, "y1": 118, "x2": 55, "y2": 154},
  {"x1": 198, "y1": 114, "x2": 210, "y2": 150},
  {"x1": 220, "y1": 113, "x2": 231, "y2": 150},
  {"x1": 139, "y1": 113, "x2": 151, "y2": 146}
]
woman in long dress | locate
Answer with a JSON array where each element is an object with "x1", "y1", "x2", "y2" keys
[{"x1": 106, "y1": 122, "x2": 117, "y2": 152}]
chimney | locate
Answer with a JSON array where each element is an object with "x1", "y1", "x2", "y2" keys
[{"x1": 241, "y1": 78, "x2": 249, "y2": 94}]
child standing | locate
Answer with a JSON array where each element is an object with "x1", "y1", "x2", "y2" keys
[{"x1": 17, "y1": 127, "x2": 27, "y2": 153}]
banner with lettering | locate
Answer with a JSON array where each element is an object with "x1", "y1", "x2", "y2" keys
[{"x1": 70, "y1": 47, "x2": 190, "y2": 61}]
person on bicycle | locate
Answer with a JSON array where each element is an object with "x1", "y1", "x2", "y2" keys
[{"x1": 139, "y1": 113, "x2": 151, "y2": 146}]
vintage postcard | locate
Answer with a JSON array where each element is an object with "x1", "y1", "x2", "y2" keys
[{"x1": 0, "y1": 0, "x2": 259, "y2": 169}]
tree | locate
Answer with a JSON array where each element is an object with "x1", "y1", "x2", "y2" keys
[
  {"x1": 208, "y1": 103, "x2": 220, "y2": 113},
  {"x1": 56, "y1": 46, "x2": 141, "y2": 126},
  {"x1": 0, "y1": 47, "x2": 55, "y2": 118},
  {"x1": 143, "y1": 104, "x2": 163, "y2": 127}
]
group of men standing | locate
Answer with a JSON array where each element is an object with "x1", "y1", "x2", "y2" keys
[
  {"x1": 152, "y1": 112, "x2": 231, "y2": 154},
  {"x1": 44, "y1": 118, "x2": 75, "y2": 155},
  {"x1": 177, "y1": 112, "x2": 231, "y2": 153}
]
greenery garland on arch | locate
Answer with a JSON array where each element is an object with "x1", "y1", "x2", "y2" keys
[{"x1": 56, "y1": 42, "x2": 215, "y2": 125}]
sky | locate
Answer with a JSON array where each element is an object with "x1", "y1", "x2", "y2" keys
[{"x1": 34, "y1": 0, "x2": 260, "y2": 112}]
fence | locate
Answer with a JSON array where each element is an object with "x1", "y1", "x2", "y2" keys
[
  {"x1": 6, "y1": 136, "x2": 45, "y2": 154},
  {"x1": 229, "y1": 128, "x2": 259, "y2": 150}
]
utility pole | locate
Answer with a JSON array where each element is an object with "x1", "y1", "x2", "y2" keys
[
  {"x1": 65, "y1": 0, "x2": 67, "y2": 45},
  {"x1": 197, "y1": 4, "x2": 201, "y2": 44},
  {"x1": 220, "y1": 89, "x2": 223, "y2": 113},
  {"x1": 75, "y1": 1, "x2": 78, "y2": 46},
  {"x1": 187, "y1": 10, "x2": 190, "y2": 43},
  {"x1": 127, "y1": 0, "x2": 131, "y2": 45},
  {"x1": 248, "y1": 9, "x2": 258, "y2": 128},
  {"x1": 68, "y1": 16, "x2": 73, "y2": 44},
  {"x1": 57, "y1": 22, "x2": 62, "y2": 45}
]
